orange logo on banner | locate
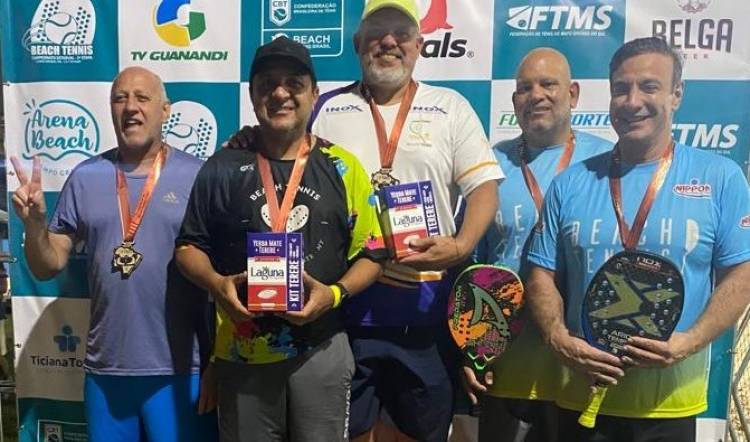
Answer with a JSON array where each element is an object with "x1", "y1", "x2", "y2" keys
[{"x1": 420, "y1": 0, "x2": 452, "y2": 34}]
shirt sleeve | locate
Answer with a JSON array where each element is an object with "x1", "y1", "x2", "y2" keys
[
  {"x1": 48, "y1": 171, "x2": 81, "y2": 237},
  {"x1": 176, "y1": 158, "x2": 221, "y2": 255},
  {"x1": 713, "y1": 163, "x2": 750, "y2": 268},
  {"x1": 451, "y1": 94, "x2": 505, "y2": 195},
  {"x1": 526, "y1": 176, "x2": 564, "y2": 271},
  {"x1": 335, "y1": 148, "x2": 388, "y2": 263}
]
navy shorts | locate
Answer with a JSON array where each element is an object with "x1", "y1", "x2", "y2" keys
[{"x1": 347, "y1": 326, "x2": 456, "y2": 442}]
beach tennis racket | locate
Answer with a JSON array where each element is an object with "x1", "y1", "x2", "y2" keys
[
  {"x1": 448, "y1": 264, "x2": 525, "y2": 379},
  {"x1": 578, "y1": 250, "x2": 684, "y2": 428}
]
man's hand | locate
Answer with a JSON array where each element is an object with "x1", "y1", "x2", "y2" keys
[
  {"x1": 282, "y1": 273, "x2": 334, "y2": 326},
  {"x1": 223, "y1": 125, "x2": 257, "y2": 150},
  {"x1": 462, "y1": 366, "x2": 493, "y2": 405},
  {"x1": 399, "y1": 236, "x2": 468, "y2": 271},
  {"x1": 550, "y1": 329, "x2": 625, "y2": 386},
  {"x1": 211, "y1": 272, "x2": 253, "y2": 324},
  {"x1": 10, "y1": 156, "x2": 47, "y2": 226},
  {"x1": 198, "y1": 363, "x2": 217, "y2": 415},
  {"x1": 621, "y1": 332, "x2": 693, "y2": 368}
]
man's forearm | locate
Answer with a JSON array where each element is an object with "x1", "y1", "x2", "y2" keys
[
  {"x1": 683, "y1": 261, "x2": 750, "y2": 355},
  {"x1": 456, "y1": 180, "x2": 498, "y2": 256},
  {"x1": 338, "y1": 258, "x2": 383, "y2": 296},
  {"x1": 177, "y1": 245, "x2": 252, "y2": 324},
  {"x1": 24, "y1": 220, "x2": 70, "y2": 280},
  {"x1": 526, "y1": 265, "x2": 568, "y2": 345},
  {"x1": 175, "y1": 245, "x2": 224, "y2": 294}
]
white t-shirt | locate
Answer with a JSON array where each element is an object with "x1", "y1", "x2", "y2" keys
[
  {"x1": 311, "y1": 81, "x2": 504, "y2": 326},
  {"x1": 313, "y1": 81, "x2": 503, "y2": 236}
]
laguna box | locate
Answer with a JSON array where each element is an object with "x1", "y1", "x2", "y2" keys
[
  {"x1": 246, "y1": 232, "x2": 304, "y2": 312},
  {"x1": 377, "y1": 181, "x2": 440, "y2": 260}
]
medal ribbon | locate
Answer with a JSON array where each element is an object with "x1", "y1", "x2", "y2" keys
[
  {"x1": 609, "y1": 141, "x2": 675, "y2": 250},
  {"x1": 519, "y1": 131, "x2": 576, "y2": 214},
  {"x1": 116, "y1": 145, "x2": 167, "y2": 244},
  {"x1": 363, "y1": 80, "x2": 418, "y2": 169},
  {"x1": 257, "y1": 134, "x2": 312, "y2": 233}
]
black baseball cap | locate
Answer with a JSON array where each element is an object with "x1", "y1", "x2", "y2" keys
[{"x1": 249, "y1": 36, "x2": 316, "y2": 84}]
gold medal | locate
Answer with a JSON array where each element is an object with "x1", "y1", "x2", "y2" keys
[
  {"x1": 370, "y1": 168, "x2": 400, "y2": 191},
  {"x1": 112, "y1": 242, "x2": 143, "y2": 278}
]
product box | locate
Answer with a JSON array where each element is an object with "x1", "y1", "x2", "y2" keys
[
  {"x1": 377, "y1": 181, "x2": 440, "y2": 260},
  {"x1": 246, "y1": 232, "x2": 304, "y2": 312}
]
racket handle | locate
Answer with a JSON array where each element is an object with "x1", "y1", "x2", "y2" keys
[{"x1": 578, "y1": 385, "x2": 608, "y2": 428}]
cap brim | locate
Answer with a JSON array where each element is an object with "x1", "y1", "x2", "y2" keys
[
  {"x1": 250, "y1": 54, "x2": 315, "y2": 82},
  {"x1": 363, "y1": 4, "x2": 420, "y2": 29}
]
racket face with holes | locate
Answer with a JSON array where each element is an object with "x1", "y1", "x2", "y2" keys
[
  {"x1": 582, "y1": 250, "x2": 684, "y2": 356},
  {"x1": 447, "y1": 265, "x2": 525, "y2": 374}
]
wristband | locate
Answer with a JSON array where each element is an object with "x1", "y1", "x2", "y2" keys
[{"x1": 329, "y1": 284, "x2": 343, "y2": 308}]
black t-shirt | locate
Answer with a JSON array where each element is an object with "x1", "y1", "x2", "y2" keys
[{"x1": 177, "y1": 137, "x2": 386, "y2": 364}]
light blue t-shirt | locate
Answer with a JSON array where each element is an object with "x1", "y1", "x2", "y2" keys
[
  {"x1": 49, "y1": 147, "x2": 206, "y2": 375},
  {"x1": 527, "y1": 143, "x2": 750, "y2": 417},
  {"x1": 476, "y1": 131, "x2": 613, "y2": 277},
  {"x1": 474, "y1": 131, "x2": 612, "y2": 400}
]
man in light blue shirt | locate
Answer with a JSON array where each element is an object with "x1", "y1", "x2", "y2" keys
[
  {"x1": 470, "y1": 48, "x2": 613, "y2": 442},
  {"x1": 527, "y1": 37, "x2": 750, "y2": 441}
]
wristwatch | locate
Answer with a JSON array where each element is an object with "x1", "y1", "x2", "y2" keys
[{"x1": 333, "y1": 282, "x2": 351, "y2": 302}]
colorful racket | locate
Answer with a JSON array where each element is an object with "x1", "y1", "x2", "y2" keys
[
  {"x1": 448, "y1": 264, "x2": 525, "y2": 378},
  {"x1": 578, "y1": 250, "x2": 684, "y2": 428}
]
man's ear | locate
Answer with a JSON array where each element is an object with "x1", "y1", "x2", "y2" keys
[
  {"x1": 672, "y1": 80, "x2": 684, "y2": 112},
  {"x1": 569, "y1": 81, "x2": 581, "y2": 109},
  {"x1": 312, "y1": 85, "x2": 320, "y2": 105},
  {"x1": 161, "y1": 100, "x2": 171, "y2": 123}
]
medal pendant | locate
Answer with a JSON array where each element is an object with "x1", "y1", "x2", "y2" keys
[
  {"x1": 112, "y1": 241, "x2": 143, "y2": 278},
  {"x1": 371, "y1": 168, "x2": 400, "y2": 191}
]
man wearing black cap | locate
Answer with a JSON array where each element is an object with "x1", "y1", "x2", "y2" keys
[{"x1": 175, "y1": 37, "x2": 387, "y2": 441}]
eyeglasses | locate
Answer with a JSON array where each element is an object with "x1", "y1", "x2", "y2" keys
[{"x1": 359, "y1": 23, "x2": 418, "y2": 43}]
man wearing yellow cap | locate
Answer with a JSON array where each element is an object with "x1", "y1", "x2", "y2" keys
[{"x1": 312, "y1": 1, "x2": 503, "y2": 440}]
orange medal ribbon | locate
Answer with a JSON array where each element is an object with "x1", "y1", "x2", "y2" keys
[
  {"x1": 609, "y1": 141, "x2": 675, "y2": 250},
  {"x1": 257, "y1": 134, "x2": 312, "y2": 232},
  {"x1": 519, "y1": 131, "x2": 576, "y2": 214},
  {"x1": 362, "y1": 80, "x2": 418, "y2": 190},
  {"x1": 113, "y1": 144, "x2": 167, "y2": 278}
]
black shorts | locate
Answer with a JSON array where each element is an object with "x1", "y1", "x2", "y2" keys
[
  {"x1": 347, "y1": 326, "x2": 456, "y2": 442},
  {"x1": 557, "y1": 407, "x2": 696, "y2": 442},
  {"x1": 479, "y1": 397, "x2": 558, "y2": 442}
]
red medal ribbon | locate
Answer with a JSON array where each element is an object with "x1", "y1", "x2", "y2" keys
[
  {"x1": 609, "y1": 141, "x2": 675, "y2": 250},
  {"x1": 116, "y1": 145, "x2": 167, "y2": 243},
  {"x1": 363, "y1": 80, "x2": 418, "y2": 169},
  {"x1": 257, "y1": 134, "x2": 312, "y2": 232},
  {"x1": 519, "y1": 131, "x2": 576, "y2": 214}
]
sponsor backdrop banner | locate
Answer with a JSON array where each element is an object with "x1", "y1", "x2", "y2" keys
[{"x1": 1, "y1": 0, "x2": 747, "y2": 440}]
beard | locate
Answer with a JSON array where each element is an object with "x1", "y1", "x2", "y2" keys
[{"x1": 362, "y1": 60, "x2": 409, "y2": 89}]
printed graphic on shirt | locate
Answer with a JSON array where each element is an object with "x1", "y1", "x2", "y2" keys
[
  {"x1": 177, "y1": 139, "x2": 386, "y2": 364},
  {"x1": 527, "y1": 145, "x2": 750, "y2": 417}
]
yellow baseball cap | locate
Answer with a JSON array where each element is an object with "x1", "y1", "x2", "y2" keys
[{"x1": 362, "y1": 0, "x2": 421, "y2": 29}]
